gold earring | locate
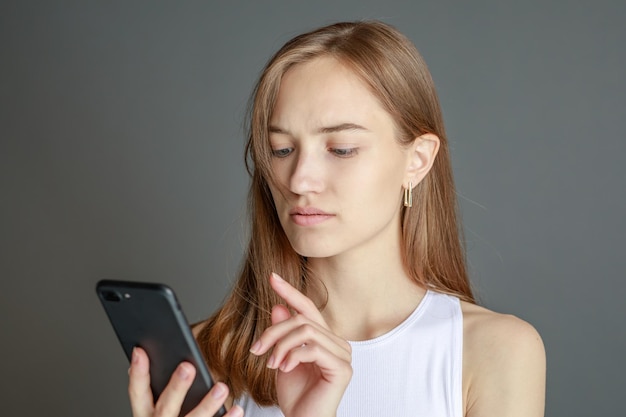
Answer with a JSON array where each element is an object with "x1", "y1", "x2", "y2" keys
[{"x1": 403, "y1": 181, "x2": 413, "y2": 208}]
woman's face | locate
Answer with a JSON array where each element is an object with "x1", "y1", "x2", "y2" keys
[{"x1": 268, "y1": 56, "x2": 414, "y2": 260}]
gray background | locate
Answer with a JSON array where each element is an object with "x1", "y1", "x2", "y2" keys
[{"x1": 1, "y1": 1, "x2": 624, "y2": 416}]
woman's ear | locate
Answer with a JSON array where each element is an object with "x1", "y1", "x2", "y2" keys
[{"x1": 404, "y1": 133, "x2": 440, "y2": 187}]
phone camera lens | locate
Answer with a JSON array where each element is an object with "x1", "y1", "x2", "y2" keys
[{"x1": 102, "y1": 290, "x2": 122, "y2": 302}]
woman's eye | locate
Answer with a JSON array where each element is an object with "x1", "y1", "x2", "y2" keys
[
  {"x1": 271, "y1": 148, "x2": 293, "y2": 158},
  {"x1": 330, "y1": 148, "x2": 358, "y2": 158}
]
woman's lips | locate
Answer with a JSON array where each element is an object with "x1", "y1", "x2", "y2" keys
[{"x1": 289, "y1": 207, "x2": 335, "y2": 226}]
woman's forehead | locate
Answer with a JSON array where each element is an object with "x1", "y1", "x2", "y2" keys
[{"x1": 270, "y1": 57, "x2": 391, "y2": 130}]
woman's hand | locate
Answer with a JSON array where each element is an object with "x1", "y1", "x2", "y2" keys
[
  {"x1": 249, "y1": 273, "x2": 353, "y2": 417},
  {"x1": 128, "y1": 347, "x2": 243, "y2": 417}
]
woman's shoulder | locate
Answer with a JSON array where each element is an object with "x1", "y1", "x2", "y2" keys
[
  {"x1": 459, "y1": 301, "x2": 546, "y2": 416},
  {"x1": 460, "y1": 301, "x2": 543, "y2": 347}
]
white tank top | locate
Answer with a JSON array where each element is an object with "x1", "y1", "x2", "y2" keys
[{"x1": 235, "y1": 290, "x2": 464, "y2": 417}]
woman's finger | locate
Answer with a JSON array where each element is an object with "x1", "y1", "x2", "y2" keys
[
  {"x1": 152, "y1": 362, "x2": 196, "y2": 416},
  {"x1": 269, "y1": 273, "x2": 325, "y2": 324},
  {"x1": 186, "y1": 382, "x2": 241, "y2": 417},
  {"x1": 279, "y1": 340, "x2": 353, "y2": 381},
  {"x1": 128, "y1": 347, "x2": 155, "y2": 417},
  {"x1": 252, "y1": 304, "x2": 291, "y2": 354},
  {"x1": 251, "y1": 311, "x2": 351, "y2": 365},
  {"x1": 128, "y1": 347, "x2": 237, "y2": 417},
  {"x1": 271, "y1": 304, "x2": 291, "y2": 325},
  {"x1": 265, "y1": 318, "x2": 351, "y2": 371}
]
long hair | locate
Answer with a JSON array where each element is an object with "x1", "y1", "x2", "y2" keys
[{"x1": 197, "y1": 20, "x2": 474, "y2": 406}]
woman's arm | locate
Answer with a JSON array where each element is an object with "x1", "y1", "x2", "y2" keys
[{"x1": 462, "y1": 303, "x2": 546, "y2": 417}]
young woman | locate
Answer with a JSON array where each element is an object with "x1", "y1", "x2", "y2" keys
[{"x1": 128, "y1": 21, "x2": 546, "y2": 417}]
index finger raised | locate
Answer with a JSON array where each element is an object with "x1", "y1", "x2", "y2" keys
[{"x1": 269, "y1": 273, "x2": 325, "y2": 325}]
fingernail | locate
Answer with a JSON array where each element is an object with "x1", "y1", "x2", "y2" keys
[
  {"x1": 211, "y1": 382, "x2": 226, "y2": 399},
  {"x1": 177, "y1": 364, "x2": 191, "y2": 380},
  {"x1": 267, "y1": 355, "x2": 276, "y2": 369},
  {"x1": 250, "y1": 340, "x2": 261, "y2": 354},
  {"x1": 230, "y1": 405, "x2": 244, "y2": 417},
  {"x1": 131, "y1": 347, "x2": 139, "y2": 364},
  {"x1": 272, "y1": 272, "x2": 285, "y2": 283}
]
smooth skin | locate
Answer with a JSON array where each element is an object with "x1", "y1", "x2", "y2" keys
[{"x1": 127, "y1": 56, "x2": 545, "y2": 417}]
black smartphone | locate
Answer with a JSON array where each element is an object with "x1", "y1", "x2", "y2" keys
[{"x1": 96, "y1": 279, "x2": 227, "y2": 417}]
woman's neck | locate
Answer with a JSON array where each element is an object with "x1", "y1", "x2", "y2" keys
[{"x1": 305, "y1": 245, "x2": 426, "y2": 341}]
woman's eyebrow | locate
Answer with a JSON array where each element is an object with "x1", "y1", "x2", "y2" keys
[
  {"x1": 317, "y1": 123, "x2": 369, "y2": 134},
  {"x1": 268, "y1": 123, "x2": 369, "y2": 135},
  {"x1": 268, "y1": 125, "x2": 287, "y2": 134}
]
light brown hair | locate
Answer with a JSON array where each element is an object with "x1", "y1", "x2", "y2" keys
[{"x1": 197, "y1": 20, "x2": 474, "y2": 406}]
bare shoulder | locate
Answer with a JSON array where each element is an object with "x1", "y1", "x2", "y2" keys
[
  {"x1": 460, "y1": 302, "x2": 546, "y2": 417},
  {"x1": 461, "y1": 302, "x2": 545, "y2": 358}
]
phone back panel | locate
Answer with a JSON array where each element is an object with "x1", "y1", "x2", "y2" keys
[{"x1": 96, "y1": 280, "x2": 224, "y2": 416}]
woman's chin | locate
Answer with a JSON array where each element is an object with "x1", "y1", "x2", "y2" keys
[{"x1": 290, "y1": 243, "x2": 337, "y2": 259}]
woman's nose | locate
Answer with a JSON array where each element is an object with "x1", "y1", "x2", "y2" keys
[{"x1": 288, "y1": 150, "x2": 325, "y2": 195}]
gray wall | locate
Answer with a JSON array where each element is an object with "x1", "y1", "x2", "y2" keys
[{"x1": 1, "y1": 1, "x2": 624, "y2": 416}]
